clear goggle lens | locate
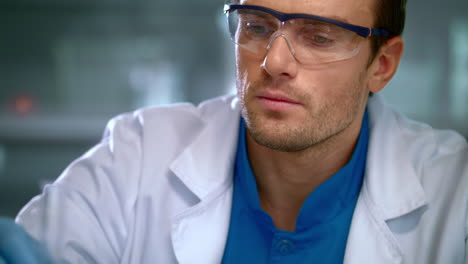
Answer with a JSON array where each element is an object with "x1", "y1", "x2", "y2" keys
[{"x1": 227, "y1": 8, "x2": 364, "y2": 65}]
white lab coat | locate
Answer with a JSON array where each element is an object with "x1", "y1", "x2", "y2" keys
[{"x1": 16, "y1": 94, "x2": 468, "y2": 264}]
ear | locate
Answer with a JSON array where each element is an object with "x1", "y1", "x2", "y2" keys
[{"x1": 367, "y1": 36, "x2": 404, "y2": 93}]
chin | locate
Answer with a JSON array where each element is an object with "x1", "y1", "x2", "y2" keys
[
  {"x1": 244, "y1": 112, "x2": 316, "y2": 152},
  {"x1": 243, "y1": 102, "x2": 356, "y2": 153}
]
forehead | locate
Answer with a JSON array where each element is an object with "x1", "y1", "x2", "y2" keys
[{"x1": 239, "y1": 0, "x2": 375, "y2": 26}]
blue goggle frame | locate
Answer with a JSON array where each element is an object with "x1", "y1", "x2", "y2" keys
[{"x1": 224, "y1": 4, "x2": 391, "y2": 38}]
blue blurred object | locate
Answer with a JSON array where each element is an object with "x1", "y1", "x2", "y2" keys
[{"x1": 0, "y1": 217, "x2": 53, "y2": 264}]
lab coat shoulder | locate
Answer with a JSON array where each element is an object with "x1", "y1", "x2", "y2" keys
[
  {"x1": 15, "y1": 110, "x2": 146, "y2": 263},
  {"x1": 366, "y1": 95, "x2": 468, "y2": 211},
  {"x1": 403, "y1": 121, "x2": 468, "y2": 263},
  {"x1": 350, "y1": 95, "x2": 468, "y2": 263},
  {"x1": 16, "y1": 95, "x2": 240, "y2": 264},
  {"x1": 125, "y1": 95, "x2": 241, "y2": 264},
  {"x1": 389, "y1": 101, "x2": 468, "y2": 194},
  {"x1": 388, "y1": 101, "x2": 468, "y2": 212},
  {"x1": 414, "y1": 121, "x2": 468, "y2": 263}
]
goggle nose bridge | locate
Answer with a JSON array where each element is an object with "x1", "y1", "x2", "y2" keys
[{"x1": 265, "y1": 22, "x2": 297, "y2": 57}]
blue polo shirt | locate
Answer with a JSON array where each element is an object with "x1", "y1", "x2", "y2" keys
[{"x1": 221, "y1": 111, "x2": 369, "y2": 263}]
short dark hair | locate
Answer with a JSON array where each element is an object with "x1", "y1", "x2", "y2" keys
[{"x1": 370, "y1": 0, "x2": 408, "y2": 58}]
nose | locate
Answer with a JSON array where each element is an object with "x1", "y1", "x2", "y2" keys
[{"x1": 261, "y1": 33, "x2": 298, "y2": 79}]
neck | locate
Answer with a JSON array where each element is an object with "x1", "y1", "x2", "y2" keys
[{"x1": 246, "y1": 111, "x2": 365, "y2": 231}]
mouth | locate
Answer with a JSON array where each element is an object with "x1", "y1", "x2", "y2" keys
[
  {"x1": 255, "y1": 92, "x2": 302, "y2": 111},
  {"x1": 256, "y1": 92, "x2": 301, "y2": 104}
]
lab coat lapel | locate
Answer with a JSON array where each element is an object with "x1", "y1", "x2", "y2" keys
[
  {"x1": 344, "y1": 95, "x2": 429, "y2": 263},
  {"x1": 169, "y1": 96, "x2": 241, "y2": 264},
  {"x1": 343, "y1": 188, "x2": 404, "y2": 263},
  {"x1": 170, "y1": 186, "x2": 234, "y2": 264}
]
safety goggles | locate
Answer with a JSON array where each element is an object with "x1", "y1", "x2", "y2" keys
[{"x1": 224, "y1": 4, "x2": 391, "y2": 65}]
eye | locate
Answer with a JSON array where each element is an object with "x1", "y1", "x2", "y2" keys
[
  {"x1": 244, "y1": 21, "x2": 274, "y2": 37},
  {"x1": 301, "y1": 30, "x2": 336, "y2": 47},
  {"x1": 296, "y1": 22, "x2": 340, "y2": 48},
  {"x1": 309, "y1": 35, "x2": 333, "y2": 45}
]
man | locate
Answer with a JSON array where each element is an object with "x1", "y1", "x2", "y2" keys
[{"x1": 1, "y1": 0, "x2": 467, "y2": 263}]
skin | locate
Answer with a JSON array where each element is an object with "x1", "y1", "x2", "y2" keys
[{"x1": 236, "y1": 0, "x2": 404, "y2": 231}]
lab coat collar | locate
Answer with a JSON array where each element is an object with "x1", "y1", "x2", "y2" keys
[
  {"x1": 169, "y1": 95, "x2": 241, "y2": 264},
  {"x1": 342, "y1": 94, "x2": 429, "y2": 263},
  {"x1": 169, "y1": 95, "x2": 241, "y2": 201},
  {"x1": 365, "y1": 94, "x2": 428, "y2": 221}
]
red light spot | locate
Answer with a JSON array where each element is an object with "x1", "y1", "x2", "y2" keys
[{"x1": 13, "y1": 95, "x2": 35, "y2": 115}]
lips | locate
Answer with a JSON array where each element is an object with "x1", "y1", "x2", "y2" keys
[
  {"x1": 254, "y1": 91, "x2": 302, "y2": 112},
  {"x1": 256, "y1": 93, "x2": 301, "y2": 105}
]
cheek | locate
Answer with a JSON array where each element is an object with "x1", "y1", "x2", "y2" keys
[
  {"x1": 319, "y1": 51, "x2": 371, "y2": 93},
  {"x1": 300, "y1": 67, "x2": 356, "y2": 99},
  {"x1": 236, "y1": 50, "x2": 263, "y2": 93},
  {"x1": 299, "y1": 63, "x2": 368, "y2": 111}
]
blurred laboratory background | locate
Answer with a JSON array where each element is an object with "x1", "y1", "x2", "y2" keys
[{"x1": 0, "y1": 0, "x2": 467, "y2": 217}]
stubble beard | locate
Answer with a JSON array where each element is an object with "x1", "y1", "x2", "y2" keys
[{"x1": 238, "y1": 71, "x2": 368, "y2": 153}]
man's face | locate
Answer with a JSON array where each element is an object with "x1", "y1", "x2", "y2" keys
[{"x1": 236, "y1": 0, "x2": 377, "y2": 152}]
